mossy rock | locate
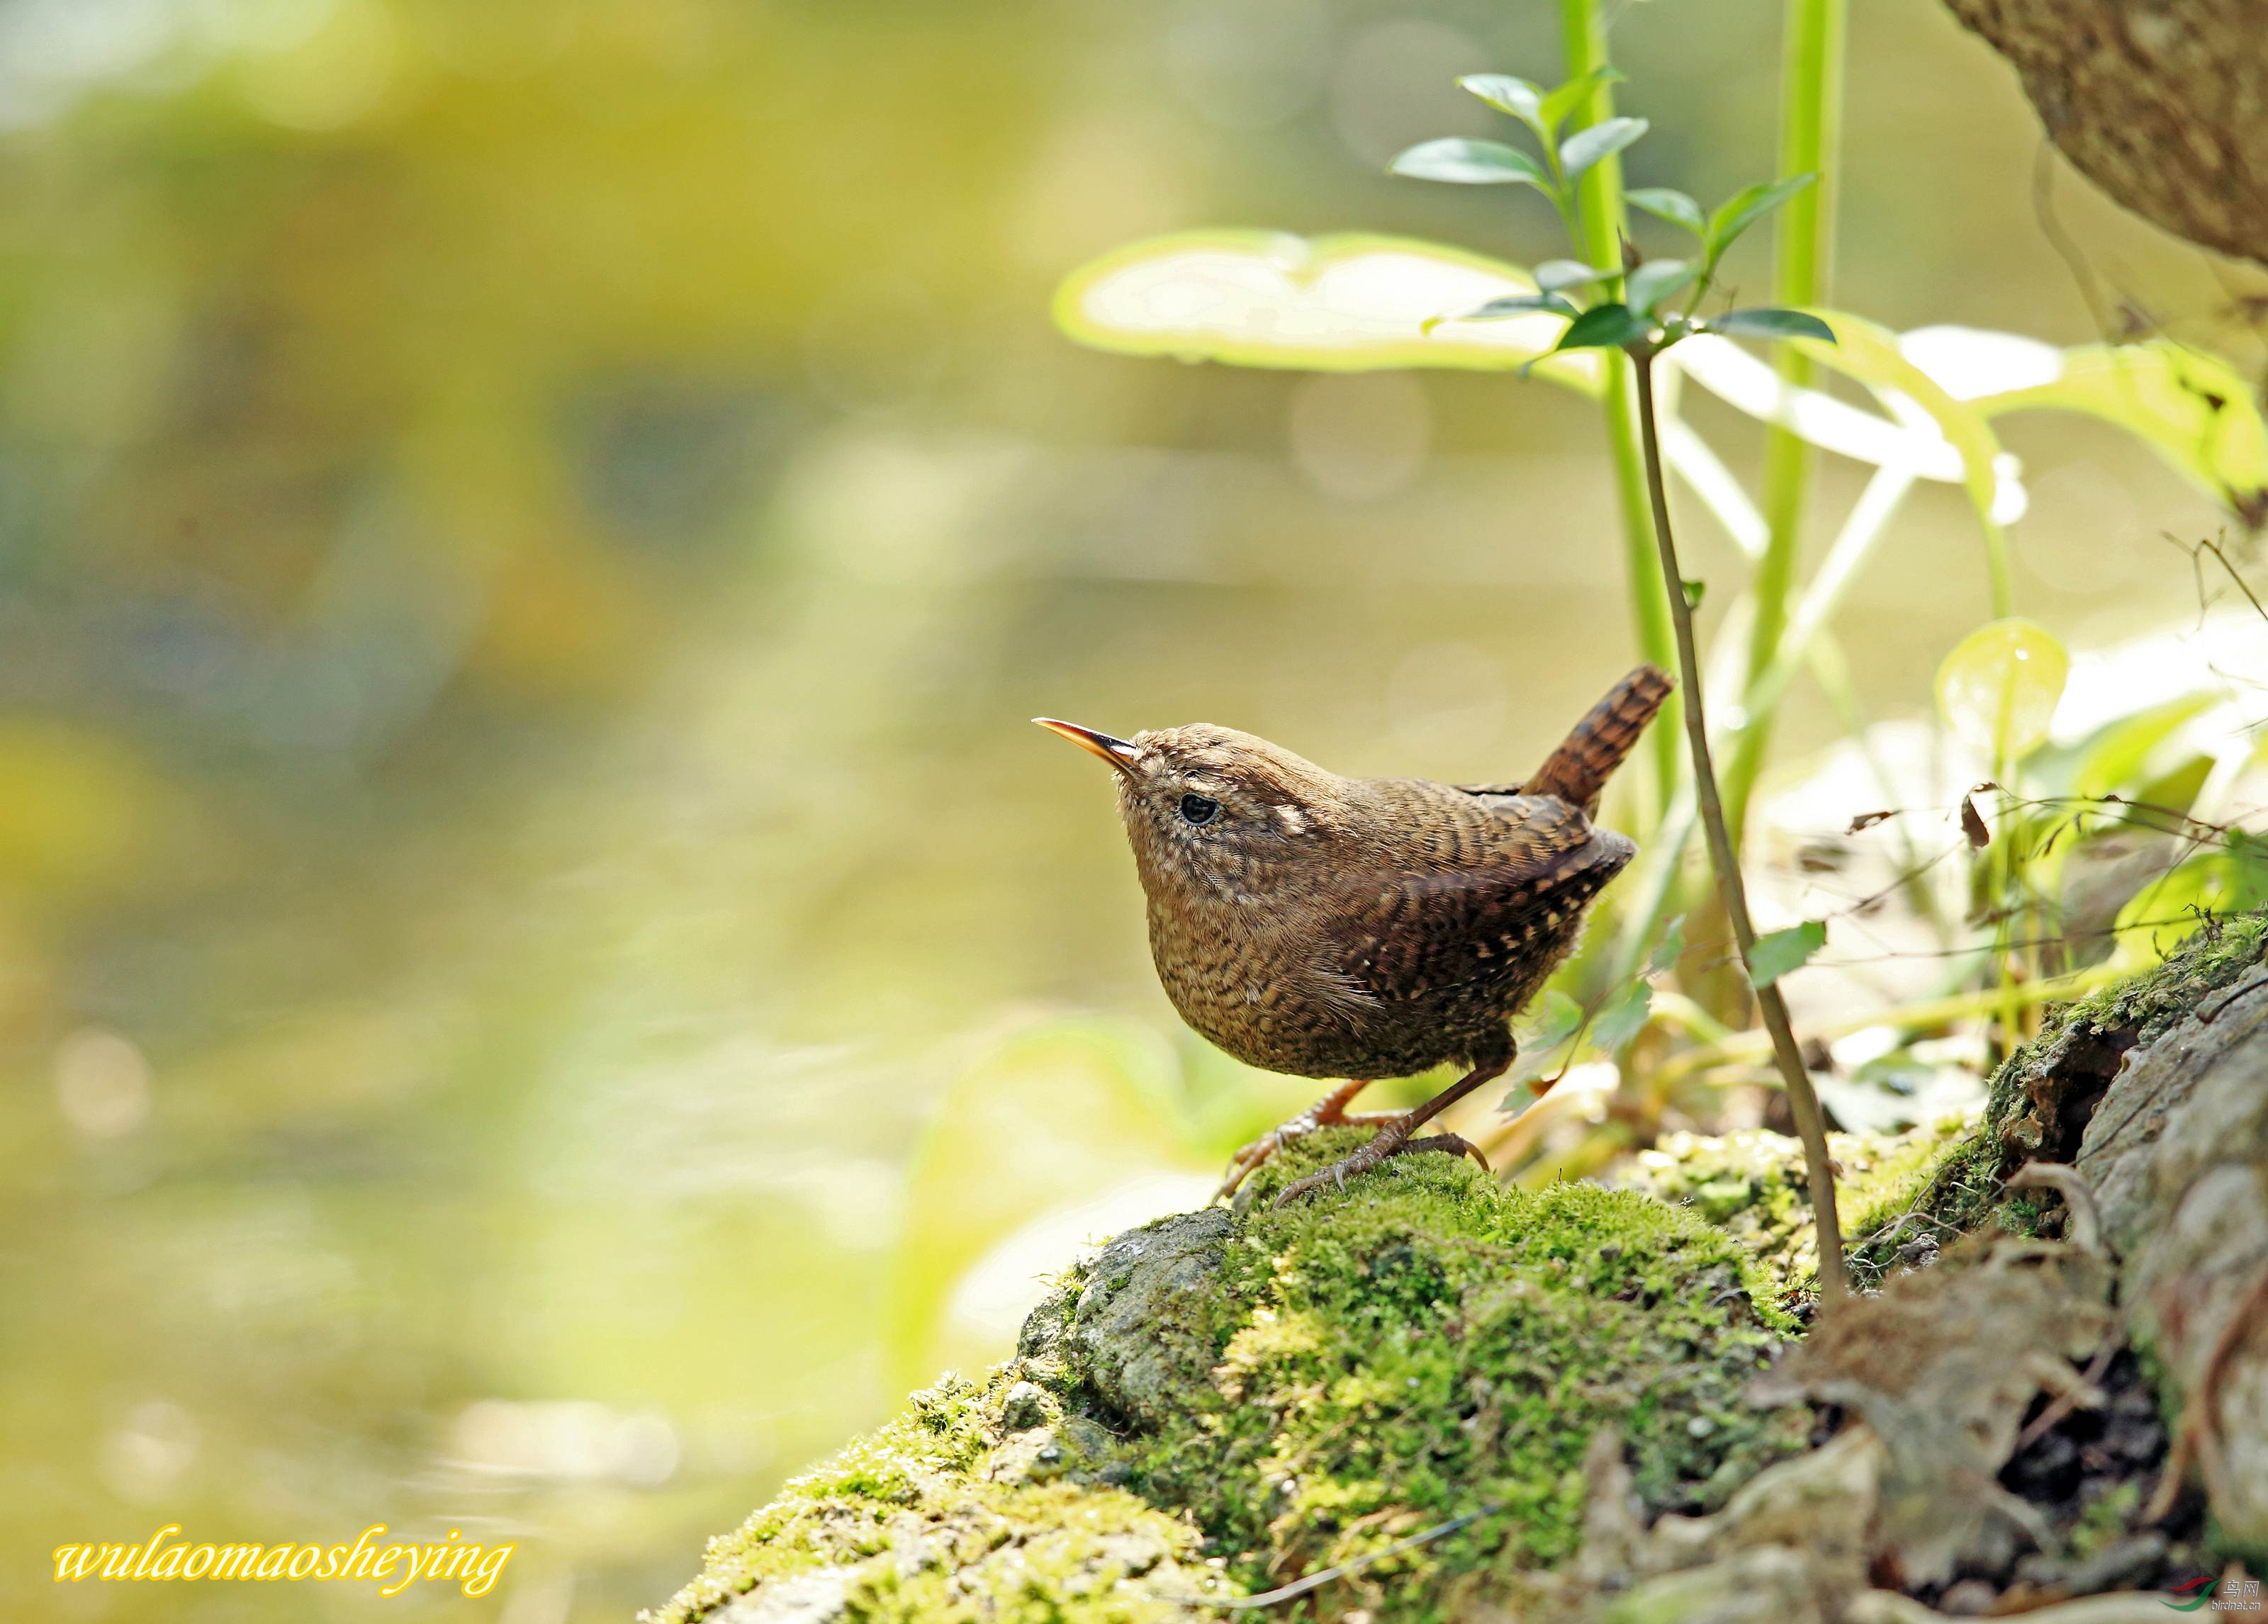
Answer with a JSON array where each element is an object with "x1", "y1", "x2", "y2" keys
[
  {"x1": 1619, "y1": 1115, "x2": 1974, "y2": 1301},
  {"x1": 651, "y1": 1139, "x2": 1810, "y2": 1624},
  {"x1": 653, "y1": 923, "x2": 2268, "y2": 1624},
  {"x1": 1843, "y1": 913, "x2": 2267, "y2": 1281},
  {"x1": 1621, "y1": 918, "x2": 2268, "y2": 1295}
]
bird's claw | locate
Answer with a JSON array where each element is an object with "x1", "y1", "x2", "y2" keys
[
  {"x1": 1216, "y1": 1127, "x2": 1298, "y2": 1202},
  {"x1": 1269, "y1": 1129, "x2": 1493, "y2": 1208}
]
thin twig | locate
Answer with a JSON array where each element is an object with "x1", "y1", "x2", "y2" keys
[
  {"x1": 1631, "y1": 344, "x2": 1848, "y2": 1303},
  {"x1": 1164, "y1": 1502, "x2": 1507, "y2": 1610}
]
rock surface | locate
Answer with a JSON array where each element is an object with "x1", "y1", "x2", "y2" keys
[
  {"x1": 651, "y1": 1149, "x2": 1809, "y2": 1624},
  {"x1": 651, "y1": 920, "x2": 2268, "y2": 1623}
]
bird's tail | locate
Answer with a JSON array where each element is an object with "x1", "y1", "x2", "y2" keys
[{"x1": 1523, "y1": 665, "x2": 1675, "y2": 816}]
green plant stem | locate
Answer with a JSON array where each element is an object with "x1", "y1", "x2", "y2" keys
[
  {"x1": 1630, "y1": 347, "x2": 1848, "y2": 1304},
  {"x1": 1559, "y1": 0, "x2": 1680, "y2": 828},
  {"x1": 1724, "y1": 0, "x2": 1846, "y2": 850},
  {"x1": 1656, "y1": 960, "x2": 2126, "y2": 1086}
]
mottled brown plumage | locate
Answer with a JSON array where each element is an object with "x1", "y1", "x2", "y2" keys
[{"x1": 1038, "y1": 665, "x2": 1673, "y2": 1205}]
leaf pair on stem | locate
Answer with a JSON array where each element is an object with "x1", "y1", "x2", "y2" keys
[
  {"x1": 1396, "y1": 67, "x2": 1852, "y2": 1302},
  {"x1": 1395, "y1": 74, "x2": 1829, "y2": 354}
]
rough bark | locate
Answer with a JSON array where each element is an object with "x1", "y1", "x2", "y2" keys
[{"x1": 1943, "y1": 0, "x2": 2268, "y2": 266}]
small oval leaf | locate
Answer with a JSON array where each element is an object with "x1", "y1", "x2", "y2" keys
[
  {"x1": 1458, "y1": 74, "x2": 1547, "y2": 135},
  {"x1": 1627, "y1": 187, "x2": 1706, "y2": 234},
  {"x1": 1539, "y1": 66, "x2": 1626, "y2": 134},
  {"x1": 1588, "y1": 979, "x2": 1654, "y2": 1054},
  {"x1": 1448, "y1": 292, "x2": 1578, "y2": 323},
  {"x1": 1559, "y1": 115, "x2": 1648, "y2": 183},
  {"x1": 1533, "y1": 259, "x2": 1618, "y2": 294},
  {"x1": 1706, "y1": 173, "x2": 1817, "y2": 255},
  {"x1": 1389, "y1": 137, "x2": 1551, "y2": 186},
  {"x1": 1553, "y1": 301, "x2": 1651, "y2": 352},
  {"x1": 1748, "y1": 920, "x2": 1826, "y2": 989},
  {"x1": 1707, "y1": 307, "x2": 1837, "y2": 342},
  {"x1": 1935, "y1": 617, "x2": 2070, "y2": 762},
  {"x1": 1625, "y1": 258, "x2": 1696, "y2": 317}
]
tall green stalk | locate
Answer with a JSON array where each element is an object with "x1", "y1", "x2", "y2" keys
[
  {"x1": 1559, "y1": 0, "x2": 1680, "y2": 830},
  {"x1": 1722, "y1": 0, "x2": 1846, "y2": 847}
]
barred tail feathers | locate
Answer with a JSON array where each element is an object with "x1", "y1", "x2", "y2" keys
[{"x1": 1522, "y1": 665, "x2": 1674, "y2": 816}]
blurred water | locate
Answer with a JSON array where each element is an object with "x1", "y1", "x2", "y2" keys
[{"x1": 0, "y1": 1, "x2": 2251, "y2": 1619}]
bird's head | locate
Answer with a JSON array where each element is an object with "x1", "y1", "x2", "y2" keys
[{"x1": 1035, "y1": 718, "x2": 1343, "y2": 903}]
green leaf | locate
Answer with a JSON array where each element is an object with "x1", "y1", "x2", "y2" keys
[
  {"x1": 1748, "y1": 920, "x2": 1826, "y2": 988},
  {"x1": 1519, "y1": 988, "x2": 1583, "y2": 1049},
  {"x1": 1627, "y1": 187, "x2": 1706, "y2": 234},
  {"x1": 1963, "y1": 339, "x2": 2268, "y2": 524},
  {"x1": 1443, "y1": 293, "x2": 1578, "y2": 325},
  {"x1": 1052, "y1": 231, "x2": 1605, "y2": 388},
  {"x1": 1705, "y1": 173, "x2": 1817, "y2": 256},
  {"x1": 1457, "y1": 74, "x2": 1548, "y2": 140},
  {"x1": 1534, "y1": 259, "x2": 1617, "y2": 294},
  {"x1": 1680, "y1": 577, "x2": 1705, "y2": 610},
  {"x1": 2231, "y1": 830, "x2": 2268, "y2": 914},
  {"x1": 1625, "y1": 258, "x2": 1696, "y2": 317},
  {"x1": 2109, "y1": 853, "x2": 2235, "y2": 971},
  {"x1": 1559, "y1": 116, "x2": 1648, "y2": 183},
  {"x1": 1391, "y1": 137, "x2": 1552, "y2": 186},
  {"x1": 1506, "y1": 989, "x2": 1584, "y2": 1090},
  {"x1": 1588, "y1": 979, "x2": 1654, "y2": 1054},
  {"x1": 1644, "y1": 913, "x2": 1688, "y2": 977},
  {"x1": 1935, "y1": 617, "x2": 2070, "y2": 762},
  {"x1": 1707, "y1": 307, "x2": 1836, "y2": 342},
  {"x1": 1553, "y1": 302, "x2": 1651, "y2": 352},
  {"x1": 2048, "y1": 694, "x2": 2217, "y2": 800},
  {"x1": 1539, "y1": 66, "x2": 1625, "y2": 135},
  {"x1": 1776, "y1": 310, "x2": 2012, "y2": 551},
  {"x1": 2134, "y1": 753, "x2": 2214, "y2": 821}
]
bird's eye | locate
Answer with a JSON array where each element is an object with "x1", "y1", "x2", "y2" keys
[{"x1": 1179, "y1": 793, "x2": 1220, "y2": 827}]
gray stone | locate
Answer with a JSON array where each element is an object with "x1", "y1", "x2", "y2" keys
[
  {"x1": 999, "y1": 1378, "x2": 1054, "y2": 1431},
  {"x1": 1065, "y1": 1207, "x2": 1233, "y2": 1426}
]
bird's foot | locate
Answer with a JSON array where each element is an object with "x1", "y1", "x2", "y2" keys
[
  {"x1": 1216, "y1": 1081, "x2": 1393, "y2": 1203},
  {"x1": 1270, "y1": 1124, "x2": 1491, "y2": 1208}
]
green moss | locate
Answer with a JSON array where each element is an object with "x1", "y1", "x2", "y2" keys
[
  {"x1": 656, "y1": 925, "x2": 2268, "y2": 1623},
  {"x1": 649, "y1": 1370, "x2": 1223, "y2": 1624},
  {"x1": 654, "y1": 1134, "x2": 1809, "y2": 1624},
  {"x1": 1619, "y1": 1115, "x2": 1973, "y2": 1301},
  {"x1": 2070, "y1": 1482, "x2": 2142, "y2": 1564},
  {"x1": 1845, "y1": 914, "x2": 2268, "y2": 1281}
]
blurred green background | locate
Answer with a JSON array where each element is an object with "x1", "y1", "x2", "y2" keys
[{"x1": 0, "y1": 1, "x2": 2250, "y2": 1620}]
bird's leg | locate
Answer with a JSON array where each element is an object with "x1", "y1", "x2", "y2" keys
[
  {"x1": 1271, "y1": 1056, "x2": 1508, "y2": 1208},
  {"x1": 1215, "y1": 1080, "x2": 1404, "y2": 1202}
]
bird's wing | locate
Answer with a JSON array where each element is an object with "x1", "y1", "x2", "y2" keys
[{"x1": 1321, "y1": 789, "x2": 1632, "y2": 1005}]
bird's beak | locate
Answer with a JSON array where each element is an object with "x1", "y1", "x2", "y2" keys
[{"x1": 1034, "y1": 718, "x2": 1140, "y2": 777}]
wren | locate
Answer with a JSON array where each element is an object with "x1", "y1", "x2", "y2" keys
[{"x1": 1038, "y1": 665, "x2": 1672, "y2": 1206}]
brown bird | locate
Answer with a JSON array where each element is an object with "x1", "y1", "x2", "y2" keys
[{"x1": 1037, "y1": 665, "x2": 1672, "y2": 1207}]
